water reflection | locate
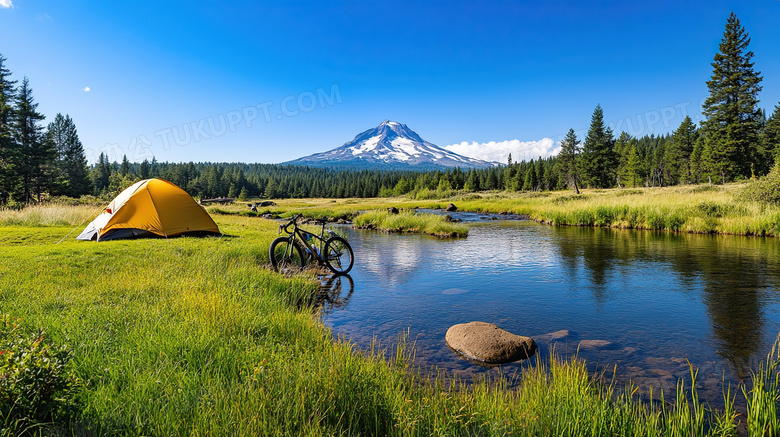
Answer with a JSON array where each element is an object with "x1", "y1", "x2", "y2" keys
[
  {"x1": 316, "y1": 274, "x2": 355, "y2": 312},
  {"x1": 321, "y1": 223, "x2": 780, "y2": 403},
  {"x1": 550, "y1": 227, "x2": 780, "y2": 376}
]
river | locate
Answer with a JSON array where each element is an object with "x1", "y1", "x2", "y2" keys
[{"x1": 318, "y1": 214, "x2": 780, "y2": 405}]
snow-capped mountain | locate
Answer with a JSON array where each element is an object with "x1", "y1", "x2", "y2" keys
[{"x1": 285, "y1": 120, "x2": 497, "y2": 169}]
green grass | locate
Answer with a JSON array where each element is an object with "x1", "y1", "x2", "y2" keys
[
  {"x1": 444, "y1": 184, "x2": 780, "y2": 237},
  {"x1": 0, "y1": 204, "x2": 100, "y2": 227},
  {"x1": 232, "y1": 182, "x2": 780, "y2": 237},
  {"x1": 353, "y1": 210, "x2": 469, "y2": 237},
  {"x1": 5, "y1": 205, "x2": 780, "y2": 435}
]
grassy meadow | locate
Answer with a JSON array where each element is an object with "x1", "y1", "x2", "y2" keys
[
  {"x1": 215, "y1": 181, "x2": 780, "y2": 238},
  {"x1": 2, "y1": 187, "x2": 780, "y2": 435}
]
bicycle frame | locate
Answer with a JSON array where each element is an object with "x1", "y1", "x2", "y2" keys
[
  {"x1": 296, "y1": 227, "x2": 325, "y2": 260},
  {"x1": 278, "y1": 215, "x2": 333, "y2": 263}
]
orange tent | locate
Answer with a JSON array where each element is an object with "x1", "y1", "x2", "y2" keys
[{"x1": 77, "y1": 179, "x2": 220, "y2": 241}]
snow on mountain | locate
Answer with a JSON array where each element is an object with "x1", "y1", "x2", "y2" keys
[{"x1": 285, "y1": 120, "x2": 497, "y2": 169}]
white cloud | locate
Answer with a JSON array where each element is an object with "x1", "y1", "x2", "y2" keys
[
  {"x1": 83, "y1": 86, "x2": 91, "y2": 92},
  {"x1": 0, "y1": 0, "x2": 13, "y2": 9},
  {"x1": 444, "y1": 138, "x2": 561, "y2": 164}
]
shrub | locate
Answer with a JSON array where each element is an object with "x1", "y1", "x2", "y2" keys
[
  {"x1": 410, "y1": 188, "x2": 455, "y2": 200},
  {"x1": 694, "y1": 201, "x2": 727, "y2": 218},
  {"x1": 456, "y1": 193, "x2": 482, "y2": 201},
  {"x1": 552, "y1": 194, "x2": 588, "y2": 205},
  {"x1": 593, "y1": 206, "x2": 615, "y2": 226},
  {"x1": 1, "y1": 315, "x2": 78, "y2": 434},
  {"x1": 740, "y1": 162, "x2": 780, "y2": 205}
]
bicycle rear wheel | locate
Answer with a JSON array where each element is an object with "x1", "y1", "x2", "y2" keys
[
  {"x1": 270, "y1": 237, "x2": 305, "y2": 273},
  {"x1": 323, "y1": 236, "x2": 354, "y2": 274}
]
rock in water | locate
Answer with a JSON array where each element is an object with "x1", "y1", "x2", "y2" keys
[
  {"x1": 445, "y1": 203, "x2": 458, "y2": 212},
  {"x1": 445, "y1": 322, "x2": 537, "y2": 364},
  {"x1": 534, "y1": 329, "x2": 575, "y2": 344},
  {"x1": 578, "y1": 339, "x2": 618, "y2": 350}
]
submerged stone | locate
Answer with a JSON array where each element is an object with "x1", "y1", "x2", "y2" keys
[
  {"x1": 534, "y1": 329, "x2": 575, "y2": 344},
  {"x1": 445, "y1": 321, "x2": 537, "y2": 364},
  {"x1": 578, "y1": 339, "x2": 619, "y2": 350}
]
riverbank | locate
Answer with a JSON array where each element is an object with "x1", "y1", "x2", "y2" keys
[
  {"x1": 2, "y1": 204, "x2": 774, "y2": 435},
  {"x1": 456, "y1": 183, "x2": 780, "y2": 237},
  {"x1": 221, "y1": 182, "x2": 780, "y2": 238}
]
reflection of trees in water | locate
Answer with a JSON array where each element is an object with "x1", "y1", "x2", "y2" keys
[
  {"x1": 551, "y1": 227, "x2": 780, "y2": 375},
  {"x1": 316, "y1": 274, "x2": 354, "y2": 313}
]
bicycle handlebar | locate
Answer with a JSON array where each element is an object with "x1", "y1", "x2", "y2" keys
[
  {"x1": 279, "y1": 214, "x2": 303, "y2": 234},
  {"x1": 278, "y1": 214, "x2": 329, "y2": 235}
]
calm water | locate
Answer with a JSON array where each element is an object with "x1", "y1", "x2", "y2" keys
[{"x1": 318, "y1": 216, "x2": 780, "y2": 404}]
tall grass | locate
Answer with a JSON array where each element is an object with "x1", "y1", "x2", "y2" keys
[
  {"x1": 4, "y1": 205, "x2": 780, "y2": 435},
  {"x1": 353, "y1": 210, "x2": 468, "y2": 237},
  {"x1": 0, "y1": 204, "x2": 100, "y2": 227},
  {"x1": 742, "y1": 334, "x2": 780, "y2": 435}
]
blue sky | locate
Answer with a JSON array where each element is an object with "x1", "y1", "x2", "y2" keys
[{"x1": 1, "y1": 1, "x2": 779, "y2": 164}]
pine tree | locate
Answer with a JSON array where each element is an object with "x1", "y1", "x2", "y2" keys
[
  {"x1": 665, "y1": 116, "x2": 698, "y2": 184},
  {"x1": 761, "y1": 104, "x2": 780, "y2": 166},
  {"x1": 91, "y1": 152, "x2": 111, "y2": 194},
  {"x1": 13, "y1": 77, "x2": 50, "y2": 203},
  {"x1": 534, "y1": 158, "x2": 544, "y2": 190},
  {"x1": 642, "y1": 134, "x2": 668, "y2": 187},
  {"x1": 691, "y1": 135, "x2": 717, "y2": 184},
  {"x1": 45, "y1": 114, "x2": 91, "y2": 197},
  {"x1": 503, "y1": 161, "x2": 515, "y2": 190},
  {"x1": 541, "y1": 162, "x2": 553, "y2": 191},
  {"x1": 138, "y1": 159, "x2": 151, "y2": 179},
  {"x1": 558, "y1": 128, "x2": 581, "y2": 194},
  {"x1": 120, "y1": 154, "x2": 130, "y2": 177},
  {"x1": 485, "y1": 169, "x2": 498, "y2": 190},
  {"x1": 0, "y1": 54, "x2": 18, "y2": 205},
  {"x1": 264, "y1": 179, "x2": 277, "y2": 198},
  {"x1": 579, "y1": 105, "x2": 616, "y2": 188},
  {"x1": 522, "y1": 160, "x2": 537, "y2": 191},
  {"x1": 701, "y1": 12, "x2": 763, "y2": 182},
  {"x1": 464, "y1": 169, "x2": 480, "y2": 191},
  {"x1": 614, "y1": 132, "x2": 634, "y2": 188},
  {"x1": 625, "y1": 141, "x2": 642, "y2": 187}
]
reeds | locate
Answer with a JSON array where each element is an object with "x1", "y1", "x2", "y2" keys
[
  {"x1": 353, "y1": 210, "x2": 468, "y2": 237},
  {"x1": 742, "y1": 333, "x2": 780, "y2": 435}
]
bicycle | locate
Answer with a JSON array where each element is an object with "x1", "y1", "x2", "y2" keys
[{"x1": 269, "y1": 214, "x2": 354, "y2": 274}]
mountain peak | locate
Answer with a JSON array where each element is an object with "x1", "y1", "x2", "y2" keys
[{"x1": 285, "y1": 121, "x2": 496, "y2": 170}]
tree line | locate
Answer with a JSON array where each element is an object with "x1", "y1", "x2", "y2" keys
[
  {"x1": 0, "y1": 55, "x2": 91, "y2": 205},
  {"x1": 1, "y1": 13, "x2": 779, "y2": 205}
]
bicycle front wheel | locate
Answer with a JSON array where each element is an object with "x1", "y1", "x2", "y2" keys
[
  {"x1": 323, "y1": 236, "x2": 354, "y2": 274},
  {"x1": 270, "y1": 237, "x2": 305, "y2": 273}
]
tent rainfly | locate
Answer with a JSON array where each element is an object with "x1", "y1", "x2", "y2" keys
[{"x1": 76, "y1": 178, "x2": 220, "y2": 241}]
